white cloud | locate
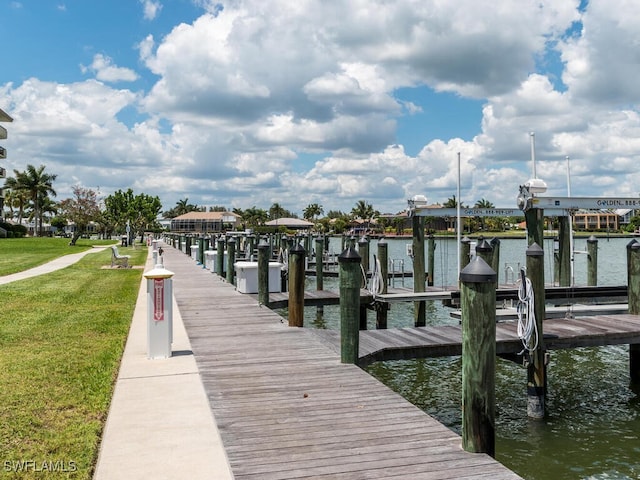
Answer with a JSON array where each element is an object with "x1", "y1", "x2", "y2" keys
[
  {"x1": 81, "y1": 54, "x2": 139, "y2": 83},
  {"x1": 140, "y1": 0, "x2": 162, "y2": 21}
]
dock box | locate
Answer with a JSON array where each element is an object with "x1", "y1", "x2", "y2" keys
[{"x1": 234, "y1": 261, "x2": 284, "y2": 294}]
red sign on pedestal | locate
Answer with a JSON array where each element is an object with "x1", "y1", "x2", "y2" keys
[{"x1": 153, "y1": 278, "x2": 164, "y2": 321}]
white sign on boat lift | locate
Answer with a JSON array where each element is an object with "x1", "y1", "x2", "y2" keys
[{"x1": 517, "y1": 183, "x2": 640, "y2": 212}]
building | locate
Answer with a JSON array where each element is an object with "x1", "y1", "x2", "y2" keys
[
  {"x1": 170, "y1": 211, "x2": 240, "y2": 233},
  {"x1": 0, "y1": 107, "x2": 13, "y2": 213},
  {"x1": 572, "y1": 210, "x2": 619, "y2": 231}
]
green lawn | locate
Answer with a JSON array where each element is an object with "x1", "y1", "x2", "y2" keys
[
  {"x1": 0, "y1": 242, "x2": 147, "y2": 479},
  {"x1": 0, "y1": 238, "x2": 118, "y2": 276}
]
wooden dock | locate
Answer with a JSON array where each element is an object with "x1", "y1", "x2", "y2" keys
[
  {"x1": 162, "y1": 246, "x2": 524, "y2": 480},
  {"x1": 312, "y1": 312, "x2": 640, "y2": 367}
]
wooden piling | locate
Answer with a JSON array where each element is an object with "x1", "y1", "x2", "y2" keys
[
  {"x1": 427, "y1": 235, "x2": 436, "y2": 287},
  {"x1": 460, "y1": 255, "x2": 497, "y2": 457},
  {"x1": 489, "y1": 238, "x2": 500, "y2": 280},
  {"x1": 358, "y1": 236, "x2": 370, "y2": 275},
  {"x1": 257, "y1": 237, "x2": 270, "y2": 307},
  {"x1": 339, "y1": 246, "x2": 361, "y2": 364},
  {"x1": 628, "y1": 240, "x2": 640, "y2": 384},
  {"x1": 315, "y1": 236, "x2": 324, "y2": 316},
  {"x1": 216, "y1": 237, "x2": 225, "y2": 276},
  {"x1": 288, "y1": 242, "x2": 306, "y2": 327},
  {"x1": 198, "y1": 237, "x2": 205, "y2": 265},
  {"x1": 587, "y1": 235, "x2": 598, "y2": 286},
  {"x1": 460, "y1": 237, "x2": 471, "y2": 272},
  {"x1": 557, "y1": 217, "x2": 571, "y2": 286},
  {"x1": 226, "y1": 237, "x2": 236, "y2": 284},
  {"x1": 526, "y1": 242, "x2": 546, "y2": 419},
  {"x1": 525, "y1": 208, "x2": 544, "y2": 247},
  {"x1": 412, "y1": 215, "x2": 426, "y2": 327},
  {"x1": 475, "y1": 237, "x2": 492, "y2": 266}
]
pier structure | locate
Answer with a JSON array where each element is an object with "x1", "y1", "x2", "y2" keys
[{"x1": 160, "y1": 243, "x2": 525, "y2": 479}]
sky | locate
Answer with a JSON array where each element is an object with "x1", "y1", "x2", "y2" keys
[{"x1": 1, "y1": 0, "x2": 640, "y2": 217}]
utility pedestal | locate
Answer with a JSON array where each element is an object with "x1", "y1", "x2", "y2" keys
[{"x1": 144, "y1": 265, "x2": 175, "y2": 359}]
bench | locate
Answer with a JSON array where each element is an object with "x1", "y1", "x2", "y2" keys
[{"x1": 111, "y1": 245, "x2": 131, "y2": 268}]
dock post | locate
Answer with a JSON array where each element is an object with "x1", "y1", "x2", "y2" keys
[
  {"x1": 460, "y1": 236, "x2": 471, "y2": 272},
  {"x1": 587, "y1": 235, "x2": 598, "y2": 286},
  {"x1": 288, "y1": 242, "x2": 306, "y2": 327},
  {"x1": 490, "y1": 238, "x2": 500, "y2": 282},
  {"x1": 315, "y1": 236, "x2": 324, "y2": 317},
  {"x1": 216, "y1": 236, "x2": 225, "y2": 276},
  {"x1": 257, "y1": 237, "x2": 270, "y2": 307},
  {"x1": 526, "y1": 242, "x2": 546, "y2": 419},
  {"x1": 412, "y1": 215, "x2": 426, "y2": 327},
  {"x1": 376, "y1": 238, "x2": 389, "y2": 329},
  {"x1": 198, "y1": 236, "x2": 205, "y2": 265},
  {"x1": 557, "y1": 217, "x2": 571, "y2": 286},
  {"x1": 358, "y1": 236, "x2": 370, "y2": 275},
  {"x1": 460, "y1": 255, "x2": 497, "y2": 457},
  {"x1": 226, "y1": 237, "x2": 236, "y2": 284},
  {"x1": 627, "y1": 240, "x2": 640, "y2": 384},
  {"x1": 427, "y1": 234, "x2": 436, "y2": 286},
  {"x1": 475, "y1": 237, "x2": 493, "y2": 266},
  {"x1": 525, "y1": 208, "x2": 544, "y2": 247},
  {"x1": 339, "y1": 245, "x2": 361, "y2": 364}
]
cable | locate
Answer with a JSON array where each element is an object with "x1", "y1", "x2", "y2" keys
[
  {"x1": 516, "y1": 267, "x2": 539, "y2": 354},
  {"x1": 368, "y1": 255, "x2": 383, "y2": 297}
]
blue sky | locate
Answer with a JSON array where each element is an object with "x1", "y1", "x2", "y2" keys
[{"x1": 1, "y1": 0, "x2": 640, "y2": 216}]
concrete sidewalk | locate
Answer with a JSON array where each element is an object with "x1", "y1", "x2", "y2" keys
[{"x1": 93, "y1": 249, "x2": 234, "y2": 479}]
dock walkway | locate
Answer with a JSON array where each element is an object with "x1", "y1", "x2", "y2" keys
[
  {"x1": 162, "y1": 246, "x2": 523, "y2": 479},
  {"x1": 312, "y1": 313, "x2": 640, "y2": 367}
]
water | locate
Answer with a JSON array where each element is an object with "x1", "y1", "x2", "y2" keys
[{"x1": 280, "y1": 235, "x2": 640, "y2": 479}]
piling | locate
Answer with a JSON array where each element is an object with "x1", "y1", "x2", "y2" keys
[
  {"x1": 427, "y1": 235, "x2": 436, "y2": 286},
  {"x1": 526, "y1": 242, "x2": 546, "y2": 419},
  {"x1": 475, "y1": 237, "x2": 492, "y2": 266},
  {"x1": 460, "y1": 255, "x2": 497, "y2": 456},
  {"x1": 315, "y1": 236, "x2": 324, "y2": 317},
  {"x1": 460, "y1": 236, "x2": 471, "y2": 272},
  {"x1": 226, "y1": 237, "x2": 236, "y2": 284},
  {"x1": 376, "y1": 238, "x2": 389, "y2": 329},
  {"x1": 525, "y1": 208, "x2": 544, "y2": 247},
  {"x1": 489, "y1": 238, "x2": 500, "y2": 281},
  {"x1": 587, "y1": 235, "x2": 598, "y2": 286},
  {"x1": 339, "y1": 246, "x2": 361, "y2": 364},
  {"x1": 557, "y1": 217, "x2": 571, "y2": 286},
  {"x1": 358, "y1": 236, "x2": 370, "y2": 274},
  {"x1": 628, "y1": 240, "x2": 640, "y2": 384},
  {"x1": 216, "y1": 237, "x2": 225, "y2": 276},
  {"x1": 257, "y1": 237, "x2": 270, "y2": 307},
  {"x1": 288, "y1": 242, "x2": 306, "y2": 327},
  {"x1": 412, "y1": 215, "x2": 426, "y2": 327},
  {"x1": 198, "y1": 236, "x2": 205, "y2": 265}
]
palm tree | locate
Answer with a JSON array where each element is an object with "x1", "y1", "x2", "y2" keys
[
  {"x1": 13, "y1": 165, "x2": 57, "y2": 236},
  {"x1": 303, "y1": 203, "x2": 323, "y2": 222},
  {"x1": 269, "y1": 203, "x2": 287, "y2": 220},
  {"x1": 474, "y1": 198, "x2": 495, "y2": 209}
]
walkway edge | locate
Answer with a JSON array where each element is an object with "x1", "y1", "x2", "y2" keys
[{"x1": 93, "y1": 251, "x2": 234, "y2": 480}]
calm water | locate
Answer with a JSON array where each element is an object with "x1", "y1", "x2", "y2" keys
[{"x1": 284, "y1": 235, "x2": 640, "y2": 480}]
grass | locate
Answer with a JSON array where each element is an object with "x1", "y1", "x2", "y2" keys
[
  {"x1": 0, "y1": 241, "x2": 147, "y2": 479},
  {"x1": 0, "y1": 238, "x2": 118, "y2": 276}
]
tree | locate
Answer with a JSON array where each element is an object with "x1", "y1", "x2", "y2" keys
[
  {"x1": 4, "y1": 165, "x2": 57, "y2": 234},
  {"x1": 303, "y1": 203, "x2": 323, "y2": 222},
  {"x1": 104, "y1": 189, "x2": 162, "y2": 243},
  {"x1": 58, "y1": 186, "x2": 102, "y2": 245},
  {"x1": 351, "y1": 200, "x2": 379, "y2": 231},
  {"x1": 269, "y1": 203, "x2": 287, "y2": 220},
  {"x1": 474, "y1": 198, "x2": 495, "y2": 209},
  {"x1": 163, "y1": 197, "x2": 198, "y2": 218}
]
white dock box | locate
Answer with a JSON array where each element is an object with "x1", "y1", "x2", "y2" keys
[{"x1": 234, "y1": 261, "x2": 283, "y2": 294}]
